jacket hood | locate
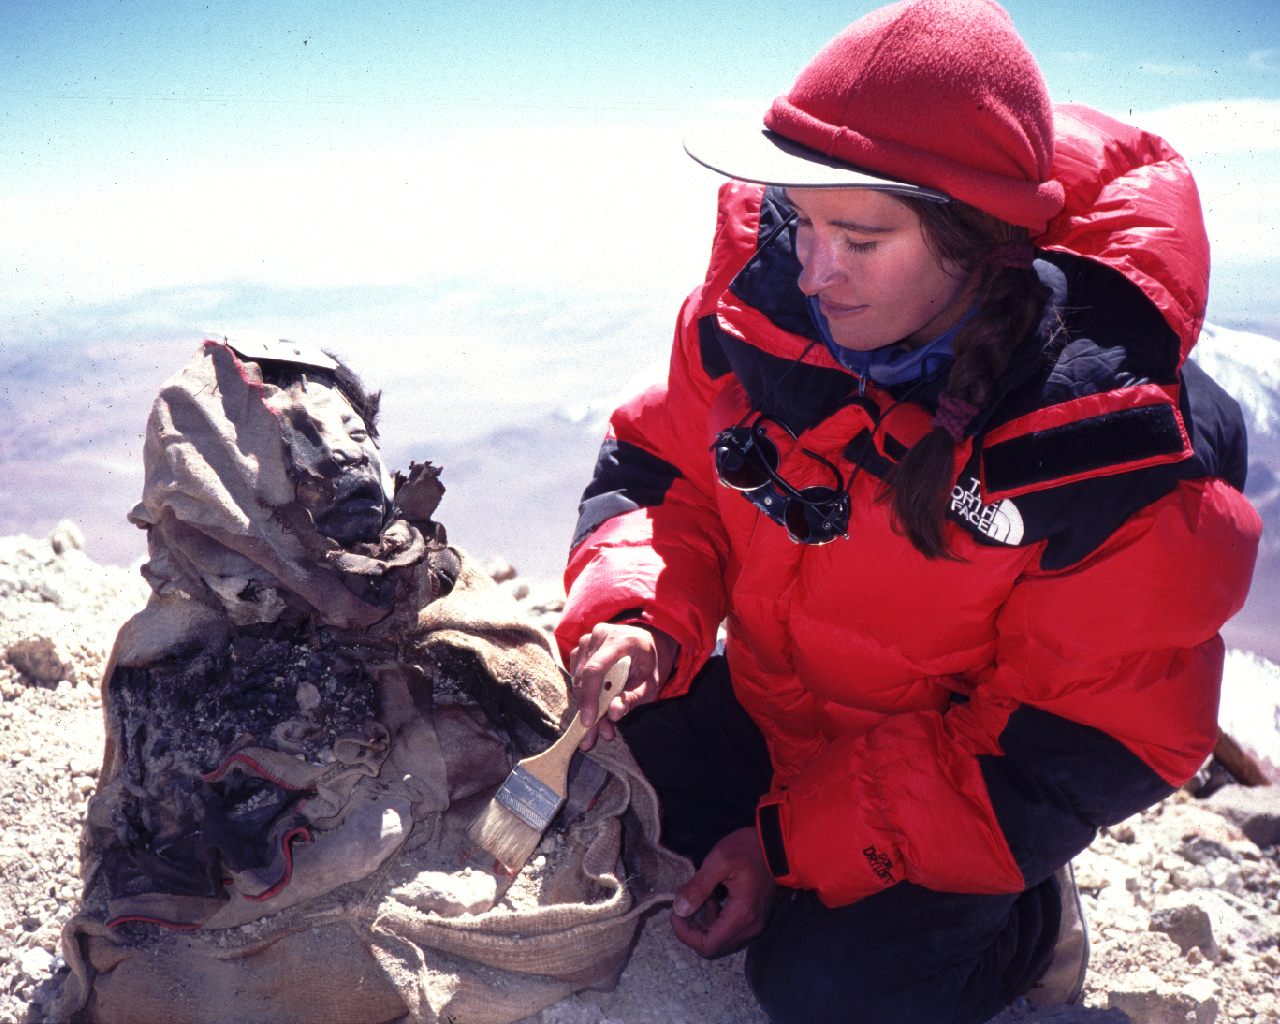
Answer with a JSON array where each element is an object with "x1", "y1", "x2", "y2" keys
[{"x1": 1037, "y1": 103, "x2": 1210, "y2": 365}]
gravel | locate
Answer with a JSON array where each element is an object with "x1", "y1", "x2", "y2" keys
[{"x1": 3, "y1": 525, "x2": 1277, "y2": 1024}]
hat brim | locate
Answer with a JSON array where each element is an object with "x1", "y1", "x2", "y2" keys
[{"x1": 684, "y1": 122, "x2": 950, "y2": 202}]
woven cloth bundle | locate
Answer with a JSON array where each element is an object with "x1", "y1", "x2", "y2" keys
[{"x1": 54, "y1": 339, "x2": 687, "y2": 1024}]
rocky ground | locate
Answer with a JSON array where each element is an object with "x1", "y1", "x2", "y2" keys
[{"x1": 1, "y1": 525, "x2": 1277, "y2": 1024}]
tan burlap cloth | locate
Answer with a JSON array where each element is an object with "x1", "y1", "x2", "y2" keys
[{"x1": 53, "y1": 340, "x2": 689, "y2": 1024}]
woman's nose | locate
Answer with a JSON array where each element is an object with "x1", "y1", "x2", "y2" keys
[{"x1": 796, "y1": 237, "x2": 845, "y2": 295}]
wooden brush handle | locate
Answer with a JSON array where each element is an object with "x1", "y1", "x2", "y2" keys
[
  {"x1": 554, "y1": 656, "x2": 632, "y2": 755},
  {"x1": 513, "y1": 657, "x2": 634, "y2": 797}
]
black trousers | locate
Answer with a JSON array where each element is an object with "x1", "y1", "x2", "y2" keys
[{"x1": 620, "y1": 656, "x2": 1058, "y2": 1024}]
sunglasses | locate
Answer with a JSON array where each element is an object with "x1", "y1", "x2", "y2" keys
[{"x1": 712, "y1": 415, "x2": 850, "y2": 545}]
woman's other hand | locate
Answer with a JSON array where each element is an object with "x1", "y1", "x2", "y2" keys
[
  {"x1": 670, "y1": 827, "x2": 780, "y2": 958},
  {"x1": 569, "y1": 622, "x2": 677, "y2": 750}
]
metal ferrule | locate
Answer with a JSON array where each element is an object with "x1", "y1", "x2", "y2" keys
[{"x1": 498, "y1": 765, "x2": 566, "y2": 830}]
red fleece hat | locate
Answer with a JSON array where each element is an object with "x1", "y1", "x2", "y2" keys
[{"x1": 687, "y1": 0, "x2": 1066, "y2": 232}]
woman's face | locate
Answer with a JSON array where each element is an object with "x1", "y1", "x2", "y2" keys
[{"x1": 785, "y1": 187, "x2": 975, "y2": 352}]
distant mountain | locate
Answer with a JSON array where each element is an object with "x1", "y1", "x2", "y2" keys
[
  {"x1": 423, "y1": 409, "x2": 604, "y2": 583},
  {"x1": 3, "y1": 323, "x2": 1275, "y2": 661},
  {"x1": 1193, "y1": 324, "x2": 1280, "y2": 661}
]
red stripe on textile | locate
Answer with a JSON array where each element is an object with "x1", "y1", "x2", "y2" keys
[
  {"x1": 106, "y1": 915, "x2": 203, "y2": 931},
  {"x1": 246, "y1": 826, "x2": 312, "y2": 902},
  {"x1": 200, "y1": 752, "x2": 309, "y2": 790}
]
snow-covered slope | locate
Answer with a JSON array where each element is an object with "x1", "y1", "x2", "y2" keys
[
  {"x1": 1193, "y1": 323, "x2": 1280, "y2": 525},
  {"x1": 1193, "y1": 324, "x2": 1280, "y2": 661}
]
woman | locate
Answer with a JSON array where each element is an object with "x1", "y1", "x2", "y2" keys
[{"x1": 557, "y1": 1, "x2": 1261, "y2": 1020}]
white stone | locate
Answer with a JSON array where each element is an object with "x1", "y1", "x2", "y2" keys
[
  {"x1": 295, "y1": 681, "x2": 322, "y2": 711},
  {"x1": 17, "y1": 946, "x2": 52, "y2": 981},
  {"x1": 484, "y1": 555, "x2": 517, "y2": 583},
  {"x1": 501, "y1": 578, "x2": 531, "y2": 602},
  {"x1": 390, "y1": 869, "x2": 499, "y2": 917},
  {"x1": 1108, "y1": 967, "x2": 1219, "y2": 1024},
  {"x1": 1183, "y1": 978, "x2": 1218, "y2": 1003},
  {"x1": 48, "y1": 520, "x2": 85, "y2": 555}
]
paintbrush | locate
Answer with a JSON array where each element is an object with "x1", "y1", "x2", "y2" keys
[{"x1": 469, "y1": 656, "x2": 631, "y2": 873}]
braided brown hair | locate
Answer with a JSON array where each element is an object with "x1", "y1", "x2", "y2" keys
[{"x1": 883, "y1": 197, "x2": 1050, "y2": 558}]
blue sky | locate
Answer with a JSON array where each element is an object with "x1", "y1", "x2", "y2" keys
[
  {"x1": 3, "y1": 0, "x2": 1278, "y2": 328},
  {"x1": 5, "y1": 1, "x2": 1277, "y2": 129}
]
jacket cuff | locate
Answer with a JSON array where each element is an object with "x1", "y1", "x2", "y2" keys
[
  {"x1": 756, "y1": 800, "x2": 796, "y2": 884},
  {"x1": 759, "y1": 784, "x2": 905, "y2": 906}
]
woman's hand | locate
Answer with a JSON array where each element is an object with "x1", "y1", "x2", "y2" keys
[
  {"x1": 569, "y1": 622, "x2": 678, "y2": 750},
  {"x1": 670, "y1": 827, "x2": 780, "y2": 958}
]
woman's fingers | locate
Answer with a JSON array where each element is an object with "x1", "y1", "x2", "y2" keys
[{"x1": 568, "y1": 623, "x2": 665, "y2": 748}]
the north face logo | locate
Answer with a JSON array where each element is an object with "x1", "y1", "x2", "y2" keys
[
  {"x1": 862, "y1": 845, "x2": 896, "y2": 885},
  {"x1": 950, "y1": 476, "x2": 1025, "y2": 545}
]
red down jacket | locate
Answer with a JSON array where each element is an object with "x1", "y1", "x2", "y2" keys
[{"x1": 556, "y1": 105, "x2": 1262, "y2": 908}]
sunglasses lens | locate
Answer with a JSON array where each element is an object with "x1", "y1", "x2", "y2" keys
[
  {"x1": 714, "y1": 428, "x2": 778, "y2": 492},
  {"x1": 714, "y1": 418, "x2": 850, "y2": 545},
  {"x1": 783, "y1": 488, "x2": 849, "y2": 544}
]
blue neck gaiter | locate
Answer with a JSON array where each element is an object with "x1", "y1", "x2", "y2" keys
[{"x1": 807, "y1": 296, "x2": 978, "y2": 388}]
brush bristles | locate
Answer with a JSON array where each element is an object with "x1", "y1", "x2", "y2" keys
[{"x1": 468, "y1": 798, "x2": 544, "y2": 872}]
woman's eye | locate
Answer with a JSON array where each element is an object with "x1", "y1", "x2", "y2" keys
[
  {"x1": 348, "y1": 429, "x2": 369, "y2": 442},
  {"x1": 844, "y1": 240, "x2": 877, "y2": 254}
]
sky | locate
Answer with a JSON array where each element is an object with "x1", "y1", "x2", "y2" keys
[
  {"x1": 1, "y1": 0, "x2": 1279, "y2": 574},
  {"x1": 2, "y1": 0, "x2": 1278, "y2": 324}
]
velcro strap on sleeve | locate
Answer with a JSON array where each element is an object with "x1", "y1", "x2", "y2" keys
[
  {"x1": 982, "y1": 392, "x2": 1191, "y2": 501},
  {"x1": 757, "y1": 802, "x2": 791, "y2": 879}
]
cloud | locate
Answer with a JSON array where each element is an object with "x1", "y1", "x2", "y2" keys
[
  {"x1": 1128, "y1": 98, "x2": 1280, "y2": 155},
  {"x1": 1117, "y1": 100, "x2": 1280, "y2": 269},
  {"x1": 4, "y1": 95, "x2": 1278, "y2": 340},
  {"x1": 1248, "y1": 49, "x2": 1279, "y2": 73},
  {"x1": 0, "y1": 118, "x2": 720, "y2": 319}
]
